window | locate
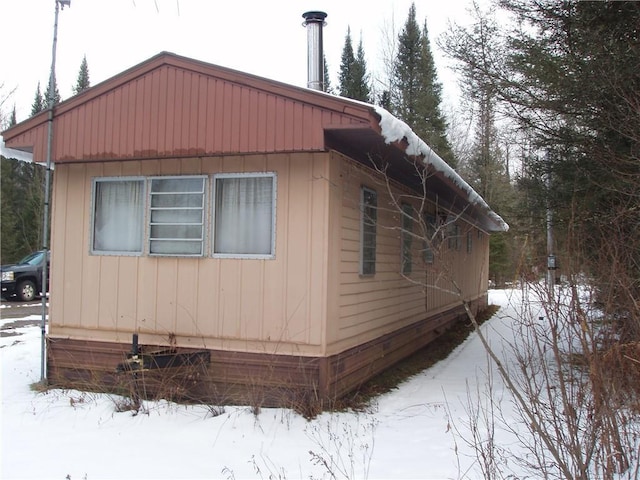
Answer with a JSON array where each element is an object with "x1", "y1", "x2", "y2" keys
[
  {"x1": 91, "y1": 178, "x2": 144, "y2": 254},
  {"x1": 360, "y1": 187, "x2": 377, "y2": 275},
  {"x1": 91, "y1": 173, "x2": 277, "y2": 258},
  {"x1": 401, "y1": 203, "x2": 413, "y2": 274},
  {"x1": 213, "y1": 173, "x2": 276, "y2": 257},
  {"x1": 467, "y1": 231, "x2": 473, "y2": 254},
  {"x1": 423, "y1": 213, "x2": 436, "y2": 264},
  {"x1": 149, "y1": 176, "x2": 205, "y2": 256},
  {"x1": 448, "y1": 219, "x2": 461, "y2": 251}
]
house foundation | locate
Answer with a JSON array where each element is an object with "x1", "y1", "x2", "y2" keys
[{"x1": 46, "y1": 298, "x2": 485, "y2": 412}]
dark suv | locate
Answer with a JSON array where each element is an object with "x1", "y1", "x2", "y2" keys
[{"x1": 1, "y1": 250, "x2": 50, "y2": 302}]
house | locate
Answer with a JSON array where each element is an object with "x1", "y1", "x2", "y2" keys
[{"x1": 2, "y1": 51, "x2": 507, "y2": 410}]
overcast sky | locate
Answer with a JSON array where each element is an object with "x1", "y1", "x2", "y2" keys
[{"x1": 2, "y1": 0, "x2": 475, "y2": 124}]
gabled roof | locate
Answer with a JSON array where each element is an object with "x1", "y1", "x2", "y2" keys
[{"x1": 2, "y1": 52, "x2": 506, "y2": 232}]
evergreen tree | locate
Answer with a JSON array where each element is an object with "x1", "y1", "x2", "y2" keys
[
  {"x1": 323, "y1": 54, "x2": 333, "y2": 94},
  {"x1": 339, "y1": 27, "x2": 371, "y2": 102},
  {"x1": 30, "y1": 77, "x2": 61, "y2": 116},
  {"x1": 0, "y1": 157, "x2": 46, "y2": 263},
  {"x1": 338, "y1": 27, "x2": 356, "y2": 97},
  {"x1": 443, "y1": 0, "x2": 640, "y2": 333},
  {"x1": 0, "y1": 157, "x2": 20, "y2": 262},
  {"x1": 44, "y1": 75, "x2": 61, "y2": 107},
  {"x1": 73, "y1": 55, "x2": 90, "y2": 95},
  {"x1": 390, "y1": 4, "x2": 455, "y2": 166},
  {"x1": 353, "y1": 37, "x2": 371, "y2": 102},
  {"x1": 9, "y1": 105, "x2": 16, "y2": 126},
  {"x1": 378, "y1": 90, "x2": 392, "y2": 110},
  {"x1": 31, "y1": 83, "x2": 44, "y2": 116},
  {"x1": 442, "y1": 4, "x2": 527, "y2": 282}
]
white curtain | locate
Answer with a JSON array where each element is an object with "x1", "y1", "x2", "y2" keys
[
  {"x1": 214, "y1": 176, "x2": 273, "y2": 255},
  {"x1": 93, "y1": 180, "x2": 143, "y2": 253}
]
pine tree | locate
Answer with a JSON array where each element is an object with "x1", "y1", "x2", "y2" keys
[
  {"x1": 390, "y1": 3, "x2": 455, "y2": 166},
  {"x1": 0, "y1": 157, "x2": 20, "y2": 262},
  {"x1": 443, "y1": 0, "x2": 640, "y2": 326},
  {"x1": 323, "y1": 54, "x2": 333, "y2": 94},
  {"x1": 353, "y1": 37, "x2": 371, "y2": 102},
  {"x1": 378, "y1": 90, "x2": 392, "y2": 110},
  {"x1": 0, "y1": 157, "x2": 46, "y2": 262},
  {"x1": 31, "y1": 76, "x2": 61, "y2": 116},
  {"x1": 338, "y1": 28, "x2": 371, "y2": 102},
  {"x1": 441, "y1": 4, "x2": 522, "y2": 283},
  {"x1": 44, "y1": 75, "x2": 61, "y2": 107},
  {"x1": 339, "y1": 27, "x2": 356, "y2": 97},
  {"x1": 9, "y1": 105, "x2": 17, "y2": 126},
  {"x1": 31, "y1": 83, "x2": 44, "y2": 116},
  {"x1": 73, "y1": 55, "x2": 90, "y2": 95}
]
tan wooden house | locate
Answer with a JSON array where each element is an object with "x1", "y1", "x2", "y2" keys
[{"x1": 2, "y1": 52, "x2": 507, "y2": 409}]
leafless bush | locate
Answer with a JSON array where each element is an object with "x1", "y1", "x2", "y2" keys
[
  {"x1": 365, "y1": 149, "x2": 640, "y2": 478},
  {"x1": 453, "y1": 281, "x2": 639, "y2": 480},
  {"x1": 248, "y1": 454, "x2": 289, "y2": 480},
  {"x1": 306, "y1": 413, "x2": 377, "y2": 480}
]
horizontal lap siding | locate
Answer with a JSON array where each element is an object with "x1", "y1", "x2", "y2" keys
[
  {"x1": 332, "y1": 157, "x2": 490, "y2": 353},
  {"x1": 335, "y1": 160, "x2": 426, "y2": 348},
  {"x1": 49, "y1": 153, "x2": 330, "y2": 356}
]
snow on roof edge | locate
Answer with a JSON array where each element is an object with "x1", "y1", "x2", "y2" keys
[
  {"x1": 373, "y1": 105, "x2": 509, "y2": 232},
  {"x1": 0, "y1": 136, "x2": 34, "y2": 163}
]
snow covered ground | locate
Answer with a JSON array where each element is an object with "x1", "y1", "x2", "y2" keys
[{"x1": 1, "y1": 289, "x2": 537, "y2": 479}]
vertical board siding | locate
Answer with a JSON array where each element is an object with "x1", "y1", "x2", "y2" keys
[
  {"x1": 7, "y1": 61, "x2": 371, "y2": 163},
  {"x1": 284, "y1": 157, "x2": 311, "y2": 342},
  {"x1": 62, "y1": 164, "x2": 88, "y2": 327},
  {"x1": 49, "y1": 153, "x2": 330, "y2": 356}
]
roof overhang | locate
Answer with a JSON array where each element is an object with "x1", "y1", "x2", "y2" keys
[
  {"x1": 0, "y1": 136, "x2": 34, "y2": 162},
  {"x1": 324, "y1": 124, "x2": 508, "y2": 233}
]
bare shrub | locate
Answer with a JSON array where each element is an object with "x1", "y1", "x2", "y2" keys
[{"x1": 306, "y1": 413, "x2": 377, "y2": 480}]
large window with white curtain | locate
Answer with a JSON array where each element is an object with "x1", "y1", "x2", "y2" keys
[
  {"x1": 149, "y1": 176, "x2": 206, "y2": 256},
  {"x1": 91, "y1": 178, "x2": 144, "y2": 254},
  {"x1": 90, "y1": 173, "x2": 276, "y2": 258},
  {"x1": 213, "y1": 173, "x2": 276, "y2": 258}
]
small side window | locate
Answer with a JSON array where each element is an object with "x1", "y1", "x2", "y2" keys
[
  {"x1": 423, "y1": 213, "x2": 436, "y2": 264},
  {"x1": 401, "y1": 203, "x2": 413, "y2": 274},
  {"x1": 448, "y1": 221, "x2": 461, "y2": 251},
  {"x1": 360, "y1": 187, "x2": 377, "y2": 275}
]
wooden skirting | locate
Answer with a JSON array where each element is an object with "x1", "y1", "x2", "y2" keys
[{"x1": 47, "y1": 298, "x2": 484, "y2": 411}]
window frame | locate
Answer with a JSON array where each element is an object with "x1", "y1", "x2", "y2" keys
[
  {"x1": 401, "y1": 203, "x2": 413, "y2": 274},
  {"x1": 90, "y1": 176, "x2": 145, "y2": 256},
  {"x1": 423, "y1": 213, "x2": 436, "y2": 264},
  {"x1": 360, "y1": 186, "x2": 377, "y2": 276},
  {"x1": 211, "y1": 172, "x2": 277, "y2": 260},
  {"x1": 448, "y1": 219, "x2": 461, "y2": 251},
  {"x1": 148, "y1": 175, "x2": 207, "y2": 257}
]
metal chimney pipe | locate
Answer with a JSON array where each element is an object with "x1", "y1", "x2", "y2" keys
[{"x1": 302, "y1": 11, "x2": 327, "y2": 91}]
